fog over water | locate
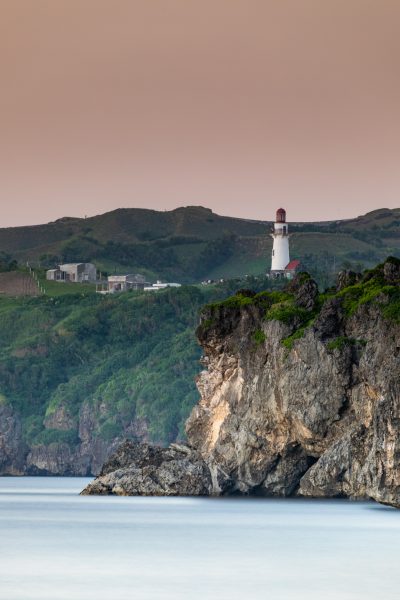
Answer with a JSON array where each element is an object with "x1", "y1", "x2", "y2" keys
[{"x1": 1, "y1": 477, "x2": 399, "y2": 600}]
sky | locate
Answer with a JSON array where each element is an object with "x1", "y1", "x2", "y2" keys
[{"x1": 1, "y1": 0, "x2": 399, "y2": 227}]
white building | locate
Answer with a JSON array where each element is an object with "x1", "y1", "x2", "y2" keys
[
  {"x1": 46, "y1": 263, "x2": 97, "y2": 283},
  {"x1": 144, "y1": 280, "x2": 182, "y2": 292},
  {"x1": 270, "y1": 209, "x2": 300, "y2": 279},
  {"x1": 107, "y1": 274, "x2": 147, "y2": 293}
]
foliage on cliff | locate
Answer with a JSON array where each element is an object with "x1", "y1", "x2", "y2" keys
[
  {"x1": 200, "y1": 258, "x2": 400, "y2": 343},
  {"x1": 0, "y1": 276, "x2": 280, "y2": 451},
  {"x1": 0, "y1": 288, "x2": 202, "y2": 446},
  {"x1": 0, "y1": 258, "x2": 399, "y2": 476},
  {"x1": 85, "y1": 263, "x2": 400, "y2": 506}
]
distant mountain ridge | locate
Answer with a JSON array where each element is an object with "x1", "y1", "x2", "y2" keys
[{"x1": 1, "y1": 206, "x2": 399, "y2": 283}]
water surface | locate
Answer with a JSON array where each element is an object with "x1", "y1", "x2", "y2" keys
[{"x1": 1, "y1": 477, "x2": 399, "y2": 599}]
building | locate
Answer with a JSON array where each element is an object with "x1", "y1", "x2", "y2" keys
[
  {"x1": 46, "y1": 263, "x2": 97, "y2": 283},
  {"x1": 284, "y1": 259, "x2": 301, "y2": 278},
  {"x1": 269, "y1": 209, "x2": 299, "y2": 279},
  {"x1": 144, "y1": 281, "x2": 182, "y2": 292},
  {"x1": 107, "y1": 274, "x2": 147, "y2": 293},
  {"x1": 46, "y1": 269, "x2": 62, "y2": 281}
]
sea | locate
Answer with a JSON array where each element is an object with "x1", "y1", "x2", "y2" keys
[{"x1": 1, "y1": 477, "x2": 399, "y2": 600}]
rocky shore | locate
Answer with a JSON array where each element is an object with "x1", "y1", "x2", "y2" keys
[{"x1": 82, "y1": 258, "x2": 400, "y2": 508}]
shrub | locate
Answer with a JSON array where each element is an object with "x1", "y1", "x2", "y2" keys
[
  {"x1": 252, "y1": 329, "x2": 266, "y2": 346},
  {"x1": 33, "y1": 428, "x2": 79, "y2": 447},
  {"x1": 382, "y1": 296, "x2": 400, "y2": 323},
  {"x1": 198, "y1": 318, "x2": 215, "y2": 332},
  {"x1": 206, "y1": 293, "x2": 255, "y2": 311},
  {"x1": 281, "y1": 328, "x2": 306, "y2": 350},
  {"x1": 326, "y1": 336, "x2": 366, "y2": 352},
  {"x1": 265, "y1": 302, "x2": 309, "y2": 326},
  {"x1": 98, "y1": 421, "x2": 122, "y2": 441},
  {"x1": 339, "y1": 278, "x2": 399, "y2": 316}
]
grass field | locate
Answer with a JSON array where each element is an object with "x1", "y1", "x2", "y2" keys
[
  {"x1": 36, "y1": 271, "x2": 96, "y2": 297},
  {"x1": 0, "y1": 206, "x2": 398, "y2": 285}
]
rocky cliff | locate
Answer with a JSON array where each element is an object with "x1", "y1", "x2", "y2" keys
[
  {"x1": 83, "y1": 258, "x2": 400, "y2": 508},
  {"x1": 0, "y1": 398, "x2": 149, "y2": 476}
]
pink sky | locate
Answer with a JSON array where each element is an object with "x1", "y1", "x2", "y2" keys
[{"x1": 1, "y1": 0, "x2": 399, "y2": 226}]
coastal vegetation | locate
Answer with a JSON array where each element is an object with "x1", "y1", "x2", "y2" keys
[
  {"x1": 202, "y1": 258, "x2": 400, "y2": 351},
  {"x1": 0, "y1": 206, "x2": 399, "y2": 284},
  {"x1": 0, "y1": 256, "x2": 399, "y2": 474},
  {"x1": 0, "y1": 287, "x2": 205, "y2": 446},
  {"x1": 0, "y1": 276, "x2": 280, "y2": 451}
]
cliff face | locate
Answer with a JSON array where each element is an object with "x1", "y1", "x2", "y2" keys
[
  {"x1": 0, "y1": 399, "x2": 148, "y2": 476},
  {"x1": 83, "y1": 259, "x2": 400, "y2": 507},
  {"x1": 0, "y1": 402, "x2": 27, "y2": 475},
  {"x1": 187, "y1": 290, "x2": 400, "y2": 505},
  {"x1": 81, "y1": 441, "x2": 214, "y2": 496}
]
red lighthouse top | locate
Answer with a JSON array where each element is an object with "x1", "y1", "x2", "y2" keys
[{"x1": 276, "y1": 208, "x2": 286, "y2": 223}]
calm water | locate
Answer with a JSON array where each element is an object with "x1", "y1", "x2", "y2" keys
[{"x1": 1, "y1": 477, "x2": 399, "y2": 600}]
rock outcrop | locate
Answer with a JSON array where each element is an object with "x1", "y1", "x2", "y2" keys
[
  {"x1": 0, "y1": 402, "x2": 27, "y2": 475},
  {"x1": 0, "y1": 398, "x2": 147, "y2": 477},
  {"x1": 83, "y1": 259, "x2": 400, "y2": 507},
  {"x1": 81, "y1": 441, "x2": 227, "y2": 496}
]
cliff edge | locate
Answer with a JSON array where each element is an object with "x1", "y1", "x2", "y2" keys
[{"x1": 82, "y1": 258, "x2": 400, "y2": 507}]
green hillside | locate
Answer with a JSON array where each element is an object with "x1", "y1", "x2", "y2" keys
[
  {"x1": 0, "y1": 206, "x2": 399, "y2": 284},
  {"x1": 0, "y1": 278, "x2": 280, "y2": 452},
  {"x1": 0, "y1": 287, "x2": 202, "y2": 446},
  {"x1": 0, "y1": 258, "x2": 399, "y2": 475}
]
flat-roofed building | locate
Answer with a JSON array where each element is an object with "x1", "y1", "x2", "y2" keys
[
  {"x1": 144, "y1": 280, "x2": 182, "y2": 292},
  {"x1": 107, "y1": 274, "x2": 147, "y2": 293},
  {"x1": 46, "y1": 263, "x2": 97, "y2": 283}
]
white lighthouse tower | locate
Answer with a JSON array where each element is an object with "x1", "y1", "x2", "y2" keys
[{"x1": 271, "y1": 208, "x2": 290, "y2": 275}]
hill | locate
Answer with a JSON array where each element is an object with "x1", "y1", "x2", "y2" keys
[
  {"x1": 0, "y1": 206, "x2": 399, "y2": 284},
  {"x1": 0, "y1": 278, "x2": 281, "y2": 475},
  {"x1": 82, "y1": 257, "x2": 400, "y2": 508},
  {"x1": 0, "y1": 258, "x2": 399, "y2": 476}
]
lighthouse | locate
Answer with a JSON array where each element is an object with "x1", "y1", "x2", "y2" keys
[{"x1": 270, "y1": 208, "x2": 298, "y2": 278}]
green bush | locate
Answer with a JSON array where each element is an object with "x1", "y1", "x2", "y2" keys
[
  {"x1": 198, "y1": 318, "x2": 215, "y2": 332},
  {"x1": 97, "y1": 421, "x2": 122, "y2": 441},
  {"x1": 265, "y1": 302, "x2": 309, "y2": 326},
  {"x1": 207, "y1": 293, "x2": 255, "y2": 310},
  {"x1": 339, "y1": 279, "x2": 399, "y2": 316},
  {"x1": 382, "y1": 296, "x2": 400, "y2": 323},
  {"x1": 252, "y1": 329, "x2": 266, "y2": 346},
  {"x1": 33, "y1": 428, "x2": 79, "y2": 447},
  {"x1": 326, "y1": 336, "x2": 366, "y2": 352},
  {"x1": 281, "y1": 328, "x2": 306, "y2": 350}
]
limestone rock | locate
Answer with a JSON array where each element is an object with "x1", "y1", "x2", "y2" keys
[
  {"x1": 81, "y1": 441, "x2": 223, "y2": 496},
  {"x1": 185, "y1": 292, "x2": 400, "y2": 507},
  {"x1": 84, "y1": 260, "x2": 400, "y2": 508},
  {"x1": 295, "y1": 278, "x2": 319, "y2": 310},
  {"x1": 336, "y1": 270, "x2": 362, "y2": 291},
  {"x1": 0, "y1": 402, "x2": 27, "y2": 475},
  {"x1": 383, "y1": 257, "x2": 400, "y2": 284}
]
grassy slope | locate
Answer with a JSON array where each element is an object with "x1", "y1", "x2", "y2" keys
[
  {"x1": 0, "y1": 288, "x2": 206, "y2": 446},
  {"x1": 203, "y1": 258, "x2": 400, "y2": 350},
  {"x1": 0, "y1": 206, "x2": 398, "y2": 283},
  {"x1": 0, "y1": 259, "x2": 398, "y2": 456},
  {"x1": 0, "y1": 207, "x2": 265, "y2": 256},
  {"x1": 0, "y1": 279, "x2": 280, "y2": 448}
]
